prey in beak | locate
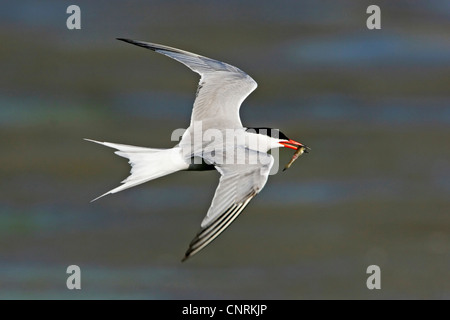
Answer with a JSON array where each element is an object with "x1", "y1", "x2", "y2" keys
[{"x1": 280, "y1": 140, "x2": 310, "y2": 171}]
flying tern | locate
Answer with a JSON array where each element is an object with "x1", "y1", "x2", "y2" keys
[{"x1": 87, "y1": 38, "x2": 309, "y2": 261}]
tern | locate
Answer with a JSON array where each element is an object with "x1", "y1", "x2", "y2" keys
[{"x1": 87, "y1": 39, "x2": 309, "y2": 261}]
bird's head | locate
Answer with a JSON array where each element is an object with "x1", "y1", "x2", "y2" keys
[{"x1": 245, "y1": 127, "x2": 309, "y2": 152}]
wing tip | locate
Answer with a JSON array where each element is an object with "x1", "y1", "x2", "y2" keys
[
  {"x1": 90, "y1": 192, "x2": 110, "y2": 203},
  {"x1": 116, "y1": 38, "x2": 158, "y2": 52},
  {"x1": 116, "y1": 37, "x2": 133, "y2": 44},
  {"x1": 182, "y1": 238, "x2": 200, "y2": 262},
  {"x1": 84, "y1": 138, "x2": 102, "y2": 144},
  {"x1": 181, "y1": 193, "x2": 257, "y2": 261},
  {"x1": 182, "y1": 246, "x2": 199, "y2": 262}
]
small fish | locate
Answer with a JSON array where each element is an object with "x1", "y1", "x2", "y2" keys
[{"x1": 283, "y1": 145, "x2": 310, "y2": 171}]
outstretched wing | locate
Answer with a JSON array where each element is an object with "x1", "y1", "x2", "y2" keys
[
  {"x1": 117, "y1": 38, "x2": 257, "y2": 129},
  {"x1": 182, "y1": 150, "x2": 274, "y2": 261}
]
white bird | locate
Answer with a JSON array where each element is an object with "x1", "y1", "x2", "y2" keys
[{"x1": 86, "y1": 39, "x2": 308, "y2": 261}]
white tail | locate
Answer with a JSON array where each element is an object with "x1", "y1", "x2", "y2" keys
[{"x1": 85, "y1": 139, "x2": 189, "y2": 201}]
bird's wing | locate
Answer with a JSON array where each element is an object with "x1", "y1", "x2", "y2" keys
[
  {"x1": 117, "y1": 38, "x2": 257, "y2": 129},
  {"x1": 182, "y1": 149, "x2": 274, "y2": 261}
]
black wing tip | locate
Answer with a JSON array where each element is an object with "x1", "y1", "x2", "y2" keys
[
  {"x1": 182, "y1": 238, "x2": 201, "y2": 262},
  {"x1": 182, "y1": 247, "x2": 196, "y2": 262},
  {"x1": 116, "y1": 38, "x2": 157, "y2": 51},
  {"x1": 180, "y1": 193, "x2": 257, "y2": 262},
  {"x1": 116, "y1": 37, "x2": 134, "y2": 44}
]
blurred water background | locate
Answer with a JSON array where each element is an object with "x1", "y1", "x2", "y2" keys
[{"x1": 0, "y1": 0, "x2": 449, "y2": 299}]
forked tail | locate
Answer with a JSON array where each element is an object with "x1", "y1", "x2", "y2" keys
[{"x1": 85, "y1": 139, "x2": 188, "y2": 201}]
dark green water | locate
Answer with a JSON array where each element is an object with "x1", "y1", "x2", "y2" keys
[{"x1": 0, "y1": 1, "x2": 449, "y2": 299}]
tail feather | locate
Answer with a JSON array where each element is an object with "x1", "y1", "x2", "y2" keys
[{"x1": 85, "y1": 139, "x2": 188, "y2": 201}]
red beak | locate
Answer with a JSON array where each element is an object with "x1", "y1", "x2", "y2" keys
[{"x1": 279, "y1": 139, "x2": 304, "y2": 150}]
